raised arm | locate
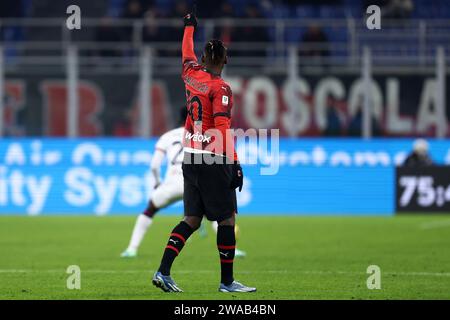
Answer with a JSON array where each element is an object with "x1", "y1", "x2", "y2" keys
[
  {"x1": 182, "y1": 26, "x2": 197, "y2": 64},
  {"x1": 182, "y1": 13, "x2": 198, "y2": 64}
]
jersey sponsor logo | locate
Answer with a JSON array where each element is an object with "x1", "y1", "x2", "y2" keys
[
  {"x1": 222, "y1": 95, "x2": 229, "y2": 106},
  {"x1": 185, "y1": 131, "x2": 212, "y2": 143}
]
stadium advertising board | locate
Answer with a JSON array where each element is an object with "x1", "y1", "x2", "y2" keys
[
  {"x1": 3, "y1": 74, "x2": 449, "y2": 137},
  {"x1": 1, "y1": 138, "x2": 449, "y2": 216},
  {"x1": 396, "y1": 166, "x2": 450, "y2": 212}
]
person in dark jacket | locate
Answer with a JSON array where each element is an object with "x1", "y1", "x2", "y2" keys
[{"x1": 403, "y1": 139, "x2": 434, "y2": 167}]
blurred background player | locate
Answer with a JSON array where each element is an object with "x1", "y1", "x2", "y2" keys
[
  {"x1": 121, "y1": 107, "x2": 247, "y2": 258},
  {"x1": 152, "y1": 11, "x2": 256, "y2": 293},
  {"x1": 402, "y1": 138, "x2": 434, "y2": 167},
  {"x1": 120, "y1": 107, "x2": 186, "y2": 258}
]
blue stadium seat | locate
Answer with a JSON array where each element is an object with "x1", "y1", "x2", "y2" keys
[
  {"x1": 269, "y1": 4, "x2": 290, "y2": 19},
  {"x1": 295, "y1": 5, "x2": 318, "y2": 19},
  {"x1": 343, "y1": 0, "x2": 363, "y2": 18},
  {"x1": 324, "y1": 26, "x2": 348, "y2": 42},
  {"x1": 108, "y1": 0, "x2": 126, "y2": 17},
  {"x1": 154, "y1": 0, "x2": 175, "y2": 15},
  {"x1": 285, "y1": 27, "x2": 306, "y2": 43},
  {"x1": 22, "y1": 0, "x2": 34, "y2": 16},
  {"x1": 318, "y1": 5, "x2": 346, "y2": 19}
]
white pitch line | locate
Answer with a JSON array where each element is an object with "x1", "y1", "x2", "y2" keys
[
  {"x1": 420, "y1": 219, "x2": 450, "y2": 230},
  {"x1": 1, "y1": 269, "x2": 450, "y2": 277}
]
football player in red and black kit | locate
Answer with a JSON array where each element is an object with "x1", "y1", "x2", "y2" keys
[{"x1": 152, "y1": 11, "x2": 256, "y2": 293}]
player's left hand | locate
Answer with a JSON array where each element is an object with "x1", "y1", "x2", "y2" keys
[
  {"x1": 183, "y1": 12, "x2": 197, "y2": 28},
  {"x1": 231, "y1": 163, "x2": 243, "y2": 192}
]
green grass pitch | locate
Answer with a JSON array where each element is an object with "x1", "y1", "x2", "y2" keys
[{"x1": 1, "y1": 215, "x2": 450, "y2": 300}]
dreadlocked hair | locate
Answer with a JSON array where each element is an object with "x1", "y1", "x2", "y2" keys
[{"x1": 204, "y1": 39, "x2": 226, "y2": 66}]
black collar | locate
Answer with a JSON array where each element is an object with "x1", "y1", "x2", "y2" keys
[{"x1": 202, "y1": 67, "x2": 221, "y2": 77}]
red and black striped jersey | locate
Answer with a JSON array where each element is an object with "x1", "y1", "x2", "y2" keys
[{"x1": 181, "y1": 26, "x2": 237, "y2": 161}]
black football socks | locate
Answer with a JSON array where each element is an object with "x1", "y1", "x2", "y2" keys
[
  {"x1": 217, "y1": 225, "x2": 236, "y2": 286},
  {"x1": 158, "y1": 221, "x2": 194, "y2": 276}
]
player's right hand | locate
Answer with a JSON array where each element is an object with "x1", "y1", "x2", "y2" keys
[
  {"x1": 183, "y1": 12, "x2": 197, "y2": 28},
  {"x1": 231, "y1": 163, "x2": 244, "y2": 192}
]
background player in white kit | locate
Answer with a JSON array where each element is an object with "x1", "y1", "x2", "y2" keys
[{"x1": 121, "y1": 108, "x2": 246, "y2": 258}]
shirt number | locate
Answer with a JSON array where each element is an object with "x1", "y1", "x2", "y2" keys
[{"x1": 186, "y1": 90, "x2": 203, "y2": 122}]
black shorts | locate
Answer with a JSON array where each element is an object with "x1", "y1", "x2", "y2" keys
[{"x1": 182, "y1": 152, "x2": 237, "y2": 222}]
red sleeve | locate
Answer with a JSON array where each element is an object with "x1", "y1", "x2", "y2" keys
[
  {"x1": 212, "y1": 84, "x2": 238, "y2": 162},
  {"x1": 214, "y1": 117, "x2": 238, "y2": 162},
  {"x1": 182, "y1": 26, "x2": 197, "y2": 64},
  {"x1": 212, "y1": 84, "x2": 232, "y2": 117}
]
